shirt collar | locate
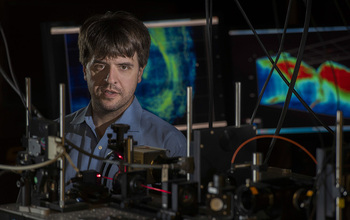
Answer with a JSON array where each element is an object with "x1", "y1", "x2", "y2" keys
[
  {"x1": 115, "y1": 96, "x2": 142, "y2": 132},
  {"x1": 70, "y1": 97, "x2": 142, "y2": 132},
  {"x1": 70, "y1": 102, "x2": 92, "y2": 125}
]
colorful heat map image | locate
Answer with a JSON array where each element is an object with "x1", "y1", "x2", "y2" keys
[
  {"x1": 256, "y1": 52, "x2": 350, "y2": 118},
  {"x1": 135, "y1": 26, "x2": 197, "y2": 123}
]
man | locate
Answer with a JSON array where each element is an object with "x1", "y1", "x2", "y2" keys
[{"x1": 64, "y1": 11, "x2": 187, "y2": 190}]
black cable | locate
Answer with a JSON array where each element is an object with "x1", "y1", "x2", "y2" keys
[
  {"x1": 305, "y1": 145, "x2": 335, "y2": 219},
  {"x1": 272, "y1": 0, "x2": 281, "y2": 29},
  {"x1": 103, "y1": 163, "x2": 113, "y2": 186},
  {"x1": 0, "y1": 23, "x2": 45, "y2": 119},
  {"x1": 234, "y1": 0, "x2": 334, "y2": 135},
  {"x1": 100, "y1": 151, "x2": 114, "y2": 186},
  {"x1": 66, "y1": 139, "x2": 120, "y2": 186},
  {"x1": 264, "y1": 0, "x2": 313, "y2": 165},
  {"x1": 65, "y1": 139, "x2": 106, "y2": 161},
  {"x1": 0, "y1": 23, "x2": 25, "y2": 107},
  {"x1": 322, "y1": 0, "x2": 348, "y2": 116},
  {"x1": 234, "y1": 0, "x2": 334, "y2": 136},
  {"x1": 65, "y1": 139, "x2": 168, "y2": 171},
  {"x1": 250, "y1": 0, "x2": 293, "y2": 125},
  {"x1": 100, "y1": 151, "x2": 113, "y2": 174},
  {"x1": 292, "y1": 2, "x2": 346, "y2": 121},
  {"x1": 346, "y1": 0, "x2": 350, "y2": 13},
  {"x1": 333, "y1": 0, "x2": 349, "y2": 28},
  {"x1": 0, "y1": 66, "x2": 23, "y2": 102}
]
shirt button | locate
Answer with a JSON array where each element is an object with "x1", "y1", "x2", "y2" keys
[{"x1": 98, "y1": 146, "x2": 102, "y2": 150}]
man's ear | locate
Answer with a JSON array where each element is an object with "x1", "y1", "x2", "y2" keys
[
  {"x1": 137, "y1": 67, "x2": 144, "y2": 83},
  {"x1": 83, "y1": 66, "x2": 87, "y2": 81}
]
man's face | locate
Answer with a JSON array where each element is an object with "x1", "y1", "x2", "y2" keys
[{"x1": 84, "y1": 53, "x2": 143, "y2": 114}]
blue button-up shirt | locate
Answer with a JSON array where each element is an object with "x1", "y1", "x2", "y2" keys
[{"x1": 64, "y1": 96, "x2": 187, "y2": 189}]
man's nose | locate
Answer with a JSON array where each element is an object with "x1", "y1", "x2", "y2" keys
[
  {"x1": 104, "y1": 73, "x2": 110, "y2": 82},
  {"x1": 105, "y1": 67, "x2": 118, "y2": 84}
]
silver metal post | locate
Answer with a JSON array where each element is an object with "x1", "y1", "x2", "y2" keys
[
  {"x1": 235, "y1": 82, "x2": 241, "y2": 127},
  {"x1": 25, "y1": 77, "x2": 31, "y2": 138},
  {"x1": 22, "y1": 77, "x2": 32, "y2": 207},
  {"x1": 187, "y1": 86, "x2": 193, "y2": 156},
  {"x1": 59, "y1": 83, "x2": 65, "y2": 208},
  {"x1": 336, "y1": 110, "x2": 343, "y2": 220},
  {"x1": 186, "y1": 86, "x2": 193, "y2": 181},
  {"x1": 127, "y1": 136, "x2": 134, "y2": 171},
  {"x1": 59, "y1": 84, "x2": 65, "y2": 146},
  {"x1": 252, "y1": 152, "x2": 262, "y2": 182}
]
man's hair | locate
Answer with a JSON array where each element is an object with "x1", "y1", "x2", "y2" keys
[{"x1": 78, "y1": 11, "x2": 151, "y2": 68}]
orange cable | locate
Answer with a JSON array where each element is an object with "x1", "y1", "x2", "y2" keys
[{"x1": 231, "y1": 134, "x2": 317, "y2": 165}]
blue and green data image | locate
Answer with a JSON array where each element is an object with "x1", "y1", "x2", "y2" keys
[{"x1": 135, "y1": 26, "x2": 197, "y2": 123}]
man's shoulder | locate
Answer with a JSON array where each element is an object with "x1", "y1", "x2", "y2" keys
[
  {"x1": 140, "y1": 109, "x2": 184, "y2": 136},
  {"x1": 141, "y1": 109, "x2": 171, "y2": 126},
  {"x1": 62, "y1": 106, "x2": 89, "y2": 130}
]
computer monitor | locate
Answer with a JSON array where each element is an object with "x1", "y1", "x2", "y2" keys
[{"x1": 228, "y1": 26, "x2": 350, "y2": 135}]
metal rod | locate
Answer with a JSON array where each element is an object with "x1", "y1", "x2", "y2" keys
[
  {"x1": 59, "y1": 83, "x2": 65, "y2": 208},
  {"x1": 252, "y1": 152, "x2": 262, "y2": 182},
  {"x1": 187, "y1": 86, "x2": 193, "y2": 156},
  {"x1": 127, "y1": 136, "x2": 133, "y2": 171},
  {"x1": 25, "y1": 77, "x2": 31, "y2": 138},
  {"x1": 21, "y1": 78, "x2": 32, "y2": 207},
  {"x1": 59, "y1": 84, "x2": 65, "y2": 146},
  {"x1": 186, "y1": 86, "x2": 193, "y2": 181},
  {"x1": 336, "y1": 110, "x2": 343, "y2": 220},
  {"x1": 235, "y1": 82, "x2": 241, "y2": 127}
]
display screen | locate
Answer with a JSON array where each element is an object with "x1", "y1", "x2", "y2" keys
[{"x1": 229, "y1": 26, "x2": 350, "y2": 134}]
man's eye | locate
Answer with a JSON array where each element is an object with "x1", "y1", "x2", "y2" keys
[
  {"x1": 120, "y1": 65, "x2": 129, "y2": 70},
  {"x1": 93, "y1": 64, "x2": 105, "y2": 72}
]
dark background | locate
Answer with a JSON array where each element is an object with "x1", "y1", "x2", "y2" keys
[{"x1": 0, "y1": 0, "x2": 349, "y2": 204}]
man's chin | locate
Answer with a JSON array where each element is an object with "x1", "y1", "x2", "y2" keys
[
  {"x1": 93, "y1": 98, "x2": 131, "y2": 114},
  {"x1": 100, "y1": 104, "x2": 119, "y2": 112},
  {"x1": 94, "y1": 101, "x2": 119, "y2": 113}
]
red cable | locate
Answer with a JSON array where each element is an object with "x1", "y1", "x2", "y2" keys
[{"x1": 231, "y1": 135, "x2": 317, "y2": 165}]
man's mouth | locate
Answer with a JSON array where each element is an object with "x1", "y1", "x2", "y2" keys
[
  {"x1": 102, "y1": 88, "x2": 119, "y2": 97},
  {"x1": 105, "y1": 89, "x2": 117, "y2": 94}
]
